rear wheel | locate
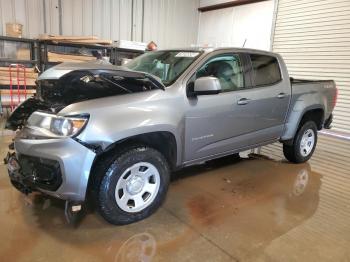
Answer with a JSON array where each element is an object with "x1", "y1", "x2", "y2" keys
[
  {"x1": 94, "y1": 146, "x2": 170, "y2": 225},
  {"x1": 283, "y1": 121, "x2": 318, "y2": 163}
]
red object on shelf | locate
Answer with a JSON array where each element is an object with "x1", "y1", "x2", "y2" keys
[{"x1": 8, "y1": 64, "x2": 27, "y2": 111}]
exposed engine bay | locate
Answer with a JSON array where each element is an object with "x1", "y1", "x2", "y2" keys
[{"x1": 6, "y1": 67, "x2": 164, "y2": 131}]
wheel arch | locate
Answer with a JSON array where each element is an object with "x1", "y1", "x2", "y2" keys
[
  {"x1": 281, "y1": 105, "x2": 324, "y2": 142},
  {"x1": 85, "y1": 131, "x2": 178, "y2": 199},
  {"x1": 100, "y1": 131, "x2": 178, "y2": 170}
]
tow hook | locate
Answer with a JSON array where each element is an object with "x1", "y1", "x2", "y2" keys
[{"x1": 64, "y1": 201, "x2": 84, "y2": 225}]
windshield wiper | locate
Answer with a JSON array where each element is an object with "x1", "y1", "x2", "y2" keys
[
  {"x1": 99, "y1": 74, "x2": 133, "y2": 93},
  {"x1": 144, "y1": 73, "x2": 165, "y2": 90}
]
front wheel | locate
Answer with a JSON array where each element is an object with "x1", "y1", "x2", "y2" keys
[
  {"x1": 283, "y1": 121, "x2": 318, "y2": 163},
  {"x1": 94, "y1": 146, "x2": 170, "y2": 225}
]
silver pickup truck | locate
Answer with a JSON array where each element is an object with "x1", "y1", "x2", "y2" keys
[{"x1": 5, "y1": 48, "x2": 337, "y2": 224}]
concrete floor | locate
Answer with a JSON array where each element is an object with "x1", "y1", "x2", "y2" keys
[{"x1": 0, "y1": 133, "x2": 349, "y2": 262}]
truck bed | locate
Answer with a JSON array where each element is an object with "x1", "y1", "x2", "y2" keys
[{"x1": 288, "y1": 77, "x2": 336, "y2": 127}]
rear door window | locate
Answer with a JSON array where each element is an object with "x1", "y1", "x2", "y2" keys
[{"x1": 249, "y1": 54, "x2": 282, "y2": 86}]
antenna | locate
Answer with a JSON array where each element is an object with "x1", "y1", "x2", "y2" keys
[{"x1": 242, "y1": 39, "x2": 247, "y2": 48}]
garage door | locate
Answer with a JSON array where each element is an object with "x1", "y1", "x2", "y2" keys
[{"x1": 272, "y1": 0, "x2": 350, "y2": 133}]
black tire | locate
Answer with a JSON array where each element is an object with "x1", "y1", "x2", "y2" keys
[
  {"x1": 283, "y1": 121, "x2": 318, "y2": 163},
  {"x1": 93, "y1": 145, "x2": 170, "y2": 225}
]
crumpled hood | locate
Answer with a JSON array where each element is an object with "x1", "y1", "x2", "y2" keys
[
  {"x1": 6, "y1": 62, "x2": 164, "y2": 130},
  {"x1": 38, "y1": 61, "x2": 121, "y2": 80}
]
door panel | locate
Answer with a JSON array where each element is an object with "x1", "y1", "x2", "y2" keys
[
  {"x1": 184, "y1": 87, "x2": 288, "y2": 161},
  {"x1": 232, "y1": 84, "x2": 289, "y2": 139},
  {"x1": 245, "y1": 54, "x2": 290, "y2": 137},
  {"x1": 185, "y1": 92, "x2": 244, "y2": 161},
  {"x1": 184, "y1": 53, "x2": 289, "y2": 162}
]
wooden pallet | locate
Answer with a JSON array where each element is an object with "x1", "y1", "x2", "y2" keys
[
  {"x1": 39, "y1": 34, "x2": 112, "y2": 45},
  {"x1": 0, "y1": 66, "x2": 38, "y2": 86},
  {"x1": 0, "y1": 89, "x2": 36, "y2": 95},
  {"x1": 48, "y1": 51, "x2": 96, "y2": 63}
]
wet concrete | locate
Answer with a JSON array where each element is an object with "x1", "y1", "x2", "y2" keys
[{"x1": 0, "y1": 133, "x2": 349, "y2": 261}]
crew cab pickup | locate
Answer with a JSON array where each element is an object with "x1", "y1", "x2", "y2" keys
[{"x1": 5, "y1": 48, "x2": 337, "y2": 224}]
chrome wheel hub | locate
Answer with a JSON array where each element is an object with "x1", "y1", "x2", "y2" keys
[
  {"x1": 300, "y1": 129, "x2": 315, "y2": 157},
  {"x1": 126, "y1": 175, "x2": 144, "y2": 195},
  {"x1": 115, "y1": 162, "x2": 160, "y2": 213}
]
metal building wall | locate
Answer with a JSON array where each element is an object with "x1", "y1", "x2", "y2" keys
[
  {"x1": 60, "y1": 0, "x2": 133, "y2": 41},
  {"x1": 61, "y1": 0, "x2": 199, "y2": 48},
  {"x1": 272, "y1": 0, "x2": 350, "y2": 133},
  {"x1": 0, "y1": 0, "x2": 45, "y2": 38},
  {"x1": 0, "y1": 0, "x2": 199, "y2": 49}
]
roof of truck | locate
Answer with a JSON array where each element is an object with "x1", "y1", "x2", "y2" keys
[
  {"x1": 38, "y1": 47, "x2": 280, "y2": 80},
  {"x1": 160, "y1": 47, "x2": 278, "y2": 56}
]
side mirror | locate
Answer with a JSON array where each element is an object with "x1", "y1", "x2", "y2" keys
[{"x1": 194, "y1": 76, "x2": 221, "y2": 95}]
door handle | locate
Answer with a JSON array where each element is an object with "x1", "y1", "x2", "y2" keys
[
  {"x1": 277, "y1": 93, "x2": 286, "y2": 99},
  {"x1": 237, "y1": 98, "x2": 250, "y2": 105}
]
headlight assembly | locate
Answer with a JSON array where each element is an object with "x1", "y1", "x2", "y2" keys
[{"x1": 27, "y1": 112, "x2": 89, "y2": 137}]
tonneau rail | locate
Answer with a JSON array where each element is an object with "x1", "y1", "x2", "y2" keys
[{"x1": 290, "y1": 77, "x2": 334, "y2": 84}]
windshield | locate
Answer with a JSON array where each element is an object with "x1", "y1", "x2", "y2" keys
[{"x1": 125, "y1": 50, "x2": 202, "y2": 86}]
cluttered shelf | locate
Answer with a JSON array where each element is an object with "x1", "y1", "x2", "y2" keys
[
  {"x1": 38, "y1": 35, "x2": 145, "y2": 69},
  {"x1": 0, "y1": 36, "x2": 38, "y2": 114},
  {"x1": 38, "y1": 35, "x2": 113, "y2": 71},
  {"x1": 0, "y1": 34, "x2": 145, "y2": 114}
]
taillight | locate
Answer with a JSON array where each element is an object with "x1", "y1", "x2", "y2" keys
[{"x1": 333, "y1": 87, "x2": 338, "y2": 107}]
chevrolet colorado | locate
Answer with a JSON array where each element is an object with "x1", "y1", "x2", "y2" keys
[{"x1": 5, "y1": 48, "x2": 337, "y2": 224}]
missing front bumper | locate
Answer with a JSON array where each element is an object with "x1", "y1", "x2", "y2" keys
[
  {"x1": 8, "y1": 153, "x2": 63, "y2": 191},
  {"x1": 5, "y1": 152, "x2": 34, "y2": 194},
  {"x1": 6, "y1": 130, "x2": 96, "y2": 202}
]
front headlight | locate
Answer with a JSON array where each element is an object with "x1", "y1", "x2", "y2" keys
[{"x1": 27, "y1": 112, "x2": 89, "y2": 137}]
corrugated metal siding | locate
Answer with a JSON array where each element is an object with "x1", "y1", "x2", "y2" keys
[
  {"x1": 272, "y1": 0, "x2": 350, "y2": 133},
  {"x1": 61, "y1": 0, "x2": 200, "y2": 47},
  {"x1": 0, "y1": 0, "x2": 45, "y2": 38},
  {"x1": 44, "y1": 0, "x2": 60, "y2": 35},
  {"x1": 61, "y1": 0, "x2": 133, "y2": 40},
  {"x1": 0, "y1": 0, "x2": 199, "y2": 48}
]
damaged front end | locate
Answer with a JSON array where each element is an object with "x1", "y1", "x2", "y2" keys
[
  {"x1": 4, "y1": 151, "x2": 32, "y2": 194},
  {"x1": 4, "y1": 151, "x2": 62, "y2": 194},
  {"x1": 6, "y1": 63, "x2": 164, "y2": 131},
  {"x1": 5, "y1": 98, "x2": 52, "y2": 131},
  {"x1": 5, "y1": 63, "x2": 164, "y2": 202}
]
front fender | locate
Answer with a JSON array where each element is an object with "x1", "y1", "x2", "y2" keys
[{"x1": 73, "y1": 100, "x2": 184, "y2": 165}]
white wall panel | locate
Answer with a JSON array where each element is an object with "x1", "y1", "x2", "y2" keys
[
  {"x1": 0, "y1": 0, "x2": 14, "y2": 36},
  {"x1": 44, "y1": 0, "x2": 60, "y2": 35},
  {"x1": 0, "y1": 0, "x2": 44, "y2": 38},
  {"x1": 119, "y1": 0, "x2": 132, "y2": 40},
  {"x1": 132, "y1": 0, "x2": 143, "y2": 41},
  {"x1": 26, "y1": 0, "x2": 45, "y2": 37},
  {"x1": 60, "y1": 0, "x2": 198, "y2": 48},
  {"x1": 197, "y1": 0, "x2": 274, "y2": 50},
  {"x1": 61, "y1": 0, "x2": 133, "y2": 40},
  {"x1": 143, "y1": 0, "x2": 199, "y2": 48},
  {"x1": 198, "y1": 8, "x2": 234, "y2": 47}
]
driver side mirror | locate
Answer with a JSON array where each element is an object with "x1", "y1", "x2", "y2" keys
[{"x1": 193, "y1": 76, "x2": 221, "y2": 96}]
